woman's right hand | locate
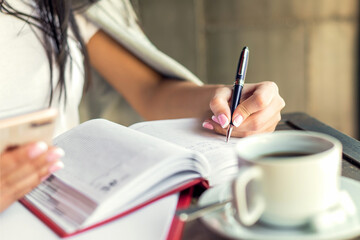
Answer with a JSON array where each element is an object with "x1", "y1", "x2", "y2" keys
[
  {"x1": 202, "y1": 82, "x2": 285, "y2": 137},
  {"x1": 0, "y1": 142, "x2": 64, "y2": 212}
]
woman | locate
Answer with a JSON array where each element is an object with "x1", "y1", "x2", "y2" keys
[{"x1": 0, "y1": 0, "x2": 285, "y2": 212}]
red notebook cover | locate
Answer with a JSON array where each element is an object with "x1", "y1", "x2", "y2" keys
[
  {"x1": 20, "y1": 178, "x2": 207, "y2": 238},
  {"x1": 166, "y1": 180, "x2": 209, "y2": 240},
  {"x1": 166, "y1": 187, "x2": 194, "y2": 240}
]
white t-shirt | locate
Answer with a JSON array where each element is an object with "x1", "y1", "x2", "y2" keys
[{"x1": 0, "y1": 1, "x2": 98, "y2": 137}]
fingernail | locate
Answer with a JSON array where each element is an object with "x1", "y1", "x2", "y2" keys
[
  {"x1": 211, "y1": 115, "x2": 220, "y2": 124},
  {"x1": 49, "y1": 161, "x2": 64, "y2": 174},
  {"x1": 202, "y1": 122, "x2": 214, "y2": 130},
  {"x1": 217, "y1": 114, "x2": 229, "y2": 128},
  {"x1": 233, "y1": 115, "x2": 244, "y2": 127},
  {"x1": 47, "y1": 148, "x2": 65, "y2": 162},
  {"x1": 41, "y1": 174, "x2": 51, "y2": 182},
  {"x1": 28, "y1": 142, "x2": 48, "y2": 159}
]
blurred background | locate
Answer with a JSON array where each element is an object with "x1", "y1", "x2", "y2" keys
[{"x1": 80, "y1": 0, "x2": 359, "y2": 139}]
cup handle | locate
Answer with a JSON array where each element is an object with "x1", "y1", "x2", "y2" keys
[{"x1": 231, "y1": 166, "x2": 265, "y2": 226}]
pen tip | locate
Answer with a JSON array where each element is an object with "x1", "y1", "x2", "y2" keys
[{"x1": 225, "y1": 126, "x2": 233, "y2": 143}]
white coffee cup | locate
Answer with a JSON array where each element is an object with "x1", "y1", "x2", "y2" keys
[{"x1": 232, "y1": 130, "x2": 342, "y2": 228}]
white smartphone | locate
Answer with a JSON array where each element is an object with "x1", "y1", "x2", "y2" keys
[{"x1": 0, "y1": 108, "x2": 58, "y2": 152}]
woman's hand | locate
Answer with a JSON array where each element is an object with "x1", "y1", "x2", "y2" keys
[
  {"x1": 0, "y1": 142, "x2": 64, "y2": 212},
  {"x1": 202, "y1": 81, "x2": 285, "y2": 137}
]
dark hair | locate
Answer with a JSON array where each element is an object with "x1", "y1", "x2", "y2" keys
[{"x1": 0, "y1": 0, "x2": 98, "y2": 105}]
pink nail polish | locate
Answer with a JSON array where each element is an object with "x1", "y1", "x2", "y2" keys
[
  {"x1": 28, "y1": 142, "x2": 48, "y2": 159},
  {"x1": 217, "y1": 114, "x2": 229, "y2": 128},
  {"x1": 202, "y1": 122, "x2": 214, "y2": 130},
  {"x1": 41, "y1": 174, "x2": 51, "y2": 182},
  {"x1": 47, "y1": 148, "x2": 65, "y2": 162},
  {"x1": 49, "y1": 161, "x2": 64, "y2": 174},
  {"x1": 233, "y1": 115, "x2": 244, "y2": 127},
  {"x1": 211, "y1": 115, "x2": 220, "y2": 124}
]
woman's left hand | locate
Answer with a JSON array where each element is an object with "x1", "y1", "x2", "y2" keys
[{"x1": 202, "y1": 81, "x2": 285, "y2": 137}]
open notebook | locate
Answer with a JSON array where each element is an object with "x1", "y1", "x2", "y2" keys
[{"x1": 21, "y1": 118, "x2": 241, "y2": 237}]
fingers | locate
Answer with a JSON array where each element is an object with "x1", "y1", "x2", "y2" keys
[
  {"x1": 0, "y1": 142, "x2": 65, "y2": 212},
  {"x1": 3, "y1": 147, "x2": 64, "y2": 185},
  {"x1": 1, "y1": 142, "x2": 48, "y2": 172},
  {"x1": 232, "y1": 112, "x2": 281, "y2": 138},
  {"x1": 202, "y1": 118, "x2": 228, "y2": 136},
  {"x1": 232, "y1": 82, "x2": 279, "y2": 127},
  {"x1": 239, "y1": 97, "x2": 283, "y2": 133},
  {"x1": 202, "y1": 112, "x2": 279, "y2": 138},
  {"x1": 209, "y1": 87, "x2": 232, "y2": 128}
]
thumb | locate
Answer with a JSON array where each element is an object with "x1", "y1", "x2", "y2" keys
[{"x1": 232, "y1": 90, "x2": 273, "y2": 127}]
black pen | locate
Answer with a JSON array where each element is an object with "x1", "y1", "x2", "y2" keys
[{"x1": 225, "y1": 46, "x2": 249, "y2": 142}]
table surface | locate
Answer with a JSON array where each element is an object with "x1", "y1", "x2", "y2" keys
[{"x1": 181, "y1": 112, "x2": 360, "y2": 240}]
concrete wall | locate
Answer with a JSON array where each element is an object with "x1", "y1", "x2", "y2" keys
[{"x1": 131, "y1": 0, "x2": 359, "y2": 138}]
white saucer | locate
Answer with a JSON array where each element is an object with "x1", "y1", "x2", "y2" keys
[{"x1": 198, "y1": 177, "x2": 360, "y2": 240}]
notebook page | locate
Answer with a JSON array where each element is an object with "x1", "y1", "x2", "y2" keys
[
  {"x1": 52, "y1": 119, "x2": 200, "y2": 201},
  {"x1": 130, "y1": 118, "x2": 242, "y2": 185}
]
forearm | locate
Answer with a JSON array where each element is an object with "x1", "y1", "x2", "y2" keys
[
  {"x1": 87, "y1": 30, "x2": 220, "y2": 120},
  {"x1": 142, "y1": 80, "x2": 221, "y2": 120}
]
